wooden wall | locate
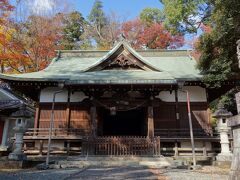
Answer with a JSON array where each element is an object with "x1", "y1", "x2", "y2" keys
[
  {"x1": 153, "y1": 102, "x2": 209, "y2": 129},
  {"x1": 154, "y1": 104, "x2": 176, "y2": 129},
  {"x1": 38, "y1": 104, "x2": 67, "y2": 128},
  {"x1": 36, "y1": 102, "x2": 209, "y2": 136},
  {"x1": 37, "y1": 103, "x2": 91, "y2": 135}
]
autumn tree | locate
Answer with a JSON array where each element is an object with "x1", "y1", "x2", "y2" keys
[
  {"x1": 122, "y1": 19, "x2": 183, "y2": 49},
  {"x1": 16, "y1": 14, "x2": 64, "y2": 71},
  {"x1": 0, "y1": 0, "x2": 32, "y2": 73}
]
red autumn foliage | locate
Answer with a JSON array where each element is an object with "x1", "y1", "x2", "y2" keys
[
  {"x1": 0, "y1": 0, "x2": 14, "y2": 21},
  {"x1": 122, "y1": 19, "x2": 184, "y2": 49}
]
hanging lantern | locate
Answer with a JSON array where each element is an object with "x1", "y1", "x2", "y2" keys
[{"x1": 110, "y1": 107, "x2": 116, "y2": 116}]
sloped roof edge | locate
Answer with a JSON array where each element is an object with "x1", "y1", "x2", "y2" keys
[{"x1": 83, "y1": 40, "x2": 161, "y2": 72}]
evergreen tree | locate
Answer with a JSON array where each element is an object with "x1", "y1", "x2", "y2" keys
[
  {"x1": 139, "y1": 7, "x2": 164, "y2": 26},
  {"x1": 88, "y1": 0, "x2": 108, "y2": 48},
  {"x1": 160, "y1": 0, "x2": 240, "y2": 112},
  {"x1": 62, "y1": 11, "x2": 90, "y2": 50}
]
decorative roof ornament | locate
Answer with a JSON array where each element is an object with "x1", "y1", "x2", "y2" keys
[
  {"x1": 237, "y1": 40, "x2": 240, "y2": 68},
  {"x1": 119, "y1": 33, "x2": 126, "y2": 41},
  {"x1": 113, "y1": 33, "x2": 127, "y2": 47}
]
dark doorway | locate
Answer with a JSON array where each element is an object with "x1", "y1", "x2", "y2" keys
[{"x1": 98, "y1": 108, "x2": 146, "y2": 136}]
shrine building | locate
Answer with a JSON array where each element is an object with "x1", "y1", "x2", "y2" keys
[{"x1": 0, "y1": 40, "x2": 234, "y2": 156}]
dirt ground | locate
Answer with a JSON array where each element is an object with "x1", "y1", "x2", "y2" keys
[{"x1": 0, "y1": 165, "x2": 229, "y2": 180}]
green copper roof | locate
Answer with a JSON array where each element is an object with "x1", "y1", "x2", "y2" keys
[{"x1": 0, "y1": 40, "x2": 202, "y2": 85}]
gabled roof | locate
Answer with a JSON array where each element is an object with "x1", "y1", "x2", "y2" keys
[
  {"x1": 0, "y1": 40, "x2": 202, "y2": 85},
  {"x1": 84, "y1": 40, "x2": 160, "y2": 72}
]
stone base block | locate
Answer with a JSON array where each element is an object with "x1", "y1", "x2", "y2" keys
[
  {"x1": 216, "y1": 153, "x2": 233, "y2": 162},
  {"x1": 8, "y1": 153, "x2": 27, "y2": 161},
  {"x1": 229, "y1": 170, "x2": 240, "y2": 180}
]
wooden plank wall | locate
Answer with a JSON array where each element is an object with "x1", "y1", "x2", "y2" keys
[
  {"x1": 39, "y1": 104, "x2": 67, "y2": 128},
  {"x1": 153, "y1": 102, "x2": 208, "y2": 129},
  {"x1": 38, "y1": 104, "x2": 91, "y2": 135},
  {"x1": 70, "y1": 105, "x2": 91, "y2": 134},
  {"x1": 179, "y1": 103, "x2": 208, "y2": 129},
  {"x1": 154, "y1": 104, "x2": 176, "y2": 129}
]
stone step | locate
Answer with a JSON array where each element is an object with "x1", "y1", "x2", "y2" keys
[
  {"x1": 67, "y1": 155, "x2": 172, "y2": 162},
  {"x1": 56, "y1": 156, "x2": 173, "y2": 168}
]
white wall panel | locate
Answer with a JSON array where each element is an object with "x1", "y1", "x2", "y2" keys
[
  {"x1": 40, "y1": 87, "x2": 68, "y2": 102},
  {"x1": 156, "y1": 86, "x2": 207, "y2": 102},
  {"x1": 70, "y1": 91, "x2": 88, "y2": 102}
]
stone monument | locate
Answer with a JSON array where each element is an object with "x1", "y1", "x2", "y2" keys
[
  {"x1": 8, "y1": 105, "x2": 31, "y2": 161},
  {"x1": 226, "y1": 40, "x2": 240, "y2": 179},
  {"x1": 228, "y1": 92, "x2": 240, "y2": 179},
  {"x1": 212, "y1": 104, "x2": 233, "y2": 162}
]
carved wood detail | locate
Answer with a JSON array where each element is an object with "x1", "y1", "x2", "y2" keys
[
  {"x1": 103, "y1": 51, "x2": 144, "y2": 70},
  {"x1": 110, "y1": 54, "x2": 135, "y2": 67}
]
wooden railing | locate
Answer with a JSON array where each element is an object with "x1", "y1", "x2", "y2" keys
[
  {"x1": 82, "y1": 136, "x2": 161, "y2": 156},
  {"x1": 154, "y1": 129, "x2": 219, "y2": 138},
  {"x1": 24, "y1": 128, "x2": 89, "y2": 138}
]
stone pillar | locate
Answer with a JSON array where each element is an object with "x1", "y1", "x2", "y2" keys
[
  {"x1": 235, "y1": 92, "x2": 240, "y2": 114},
  {"x1": 213, "y1": 104, "x2": 233, "y2": 162},
  {"x1": 1, "y1": 119, "x2": 10, "y2": 147},
  {"x1": 228, "y1": 92, "x2": 240, "y2": 179}
]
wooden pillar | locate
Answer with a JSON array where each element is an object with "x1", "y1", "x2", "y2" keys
[
  {"x1": 66, "y1": 141, "x2": 70, "y2": 155},
  {"x1": 34, "y1": 91, "x2": 41, "y2": 132},
  {"x1": 66, "y1": 89, "x2": 71, "y2": 131},
  {"x1": 90, "y1": 106, "x2": 97, "y2": 138},
  {"x1": 34, "y1": 104, "x2": 40, "y2": 136},
  {"x1": 39, "y1": 140, "x2": 43, "y2": 156},
  {"x1": 147, "y1": 106, "x2": 154, "y2": 139},
  {"x1": 34, "y1": 104, "x2": 40, "y2": 129},
  {"x1": 203, "y1": 141, "x2": 207, "y2": 157},
  {"x1": 175, "y1": 89, "x2": 180, "y2": 129},
  {"x1": 174, "y1": 142, "x2": 179, "y2": 157}
]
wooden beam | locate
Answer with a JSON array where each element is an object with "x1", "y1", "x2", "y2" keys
[
  {"x1": 147, "y1": 106, "x2": 154, "y2": 139},
  {"x1": 90, "y1": 106, "x2": 97, "y2": 138}
]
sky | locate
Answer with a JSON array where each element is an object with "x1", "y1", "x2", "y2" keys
[
  {"x1": 12, "y1": 0, "x2": 194, "y2": 49},
  {"x1": 71, "y1": 0, "x2": 163, "y2": 20}
]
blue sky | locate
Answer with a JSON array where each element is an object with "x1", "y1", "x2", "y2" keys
[
  {"x1": 71, "y1": 0, "x2": 163, "y2": 20},
  {"x1": 71, "y1": 0, "x2": 193, "y2": 49},
  {"x1": 11, "y1": 0, "x2": 194, "y2": 49}
]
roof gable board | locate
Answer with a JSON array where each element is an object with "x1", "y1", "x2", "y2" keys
[{"x1": 85, "y1": 41, "x2": 160, "y2": 72}]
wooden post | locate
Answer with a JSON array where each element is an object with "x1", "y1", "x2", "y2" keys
[
  {"x1": 203, "y1": 141, "x2": 207, "y2": 157},
  {"x1": 66, "y1": 89, "x2": 71, "y2": 132},
  {"x1": 34, "y1": 104, "x2": 40, "y2": 136},
  {"x1": 90, "y1": 106, "x2": 97, "y2": 138},
  {"x1": 175, "y1": 89, "x2": 180, "y2": 129},
  {"x1": 39, "y1": 140, "x2": 43, "y2": 156},
  {"x1": 147, "y1": 106, "x2": 154, "y2": 139},
  {"x1": 66, "y1": 141, "x2": 70, "y2": 155},
  {"x1": 174, "y1": 142, "x2": 179, "y2": 157}
]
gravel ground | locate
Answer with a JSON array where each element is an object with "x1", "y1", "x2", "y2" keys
[{"x1": 0, "y1": 166, "x2": 229, "y2": 180}]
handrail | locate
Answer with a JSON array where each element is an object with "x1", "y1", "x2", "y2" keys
[{"x1": 154, "y1": 128, "x2": 219, "y2": 138}]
